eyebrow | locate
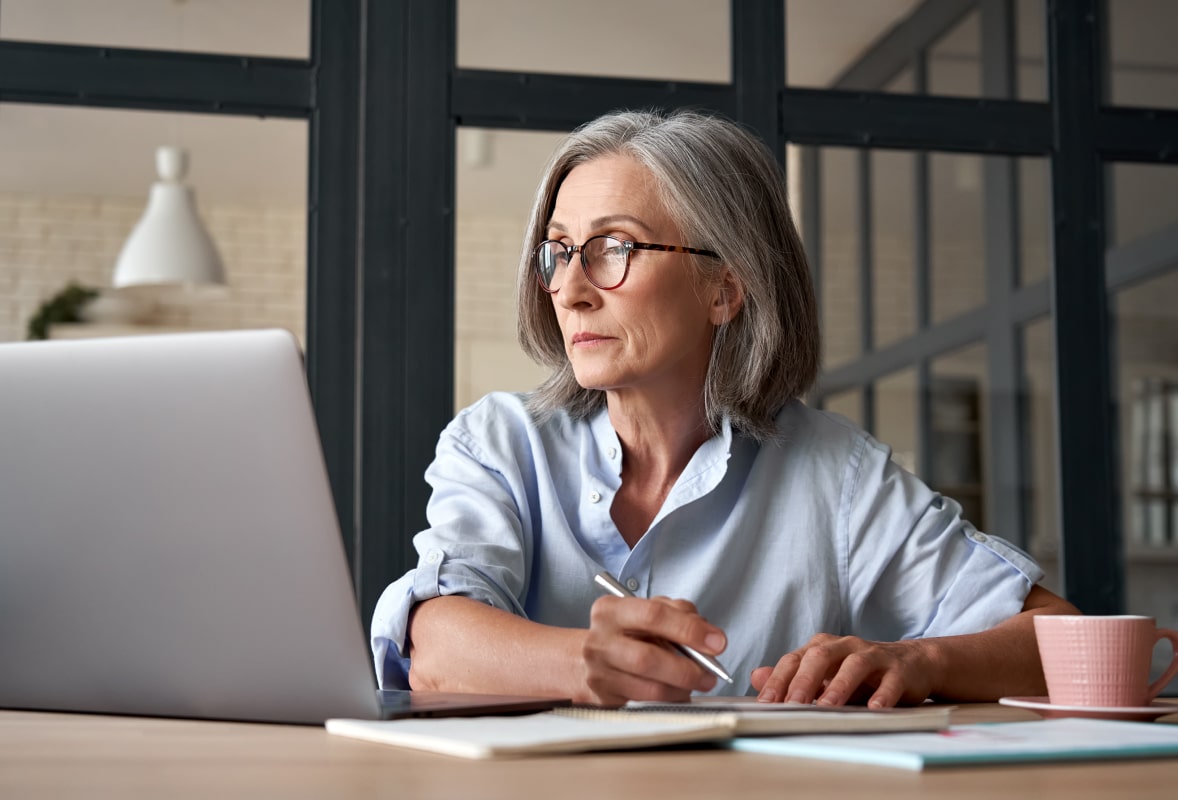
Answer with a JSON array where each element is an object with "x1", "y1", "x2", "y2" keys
[{"x1": 547, "y1": 214, "x2": 652, "y2": 235}]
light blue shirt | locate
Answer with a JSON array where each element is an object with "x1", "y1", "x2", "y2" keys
[{"x1": 371, "y1": 393, "x2": 1043, "y2": 695}]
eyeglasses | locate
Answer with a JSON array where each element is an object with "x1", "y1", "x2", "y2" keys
[{"x1": 532, "y1": 235, "x2": 719, "y2": 293}]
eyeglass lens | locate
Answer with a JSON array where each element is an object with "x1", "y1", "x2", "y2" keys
[{"x1": 534, "y1": 236, "x2": 629, "y2": 291}]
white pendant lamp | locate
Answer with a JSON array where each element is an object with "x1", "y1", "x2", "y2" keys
[{"x1": 112, "y1": 146, "x2": 226, "y2": 288}]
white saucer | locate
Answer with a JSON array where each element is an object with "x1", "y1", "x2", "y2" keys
[{"x1": 999, "y1": 696, "x2": 1178, "y2": 722}]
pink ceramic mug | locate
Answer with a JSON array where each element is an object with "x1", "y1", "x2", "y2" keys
[{"x1": 1033, "y1": 615, "x2": 1178, "y2": 707}]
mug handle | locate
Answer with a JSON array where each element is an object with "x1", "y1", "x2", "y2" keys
[{"x1": 1147, "y1": 628, "x2": 1178, "y2": 702}]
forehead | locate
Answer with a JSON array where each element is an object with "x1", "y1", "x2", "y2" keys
[{"x1": 551, "y1": 154, "x2": 669, "y2": 225}]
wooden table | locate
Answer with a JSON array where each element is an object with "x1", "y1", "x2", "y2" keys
[{"x1": 2, "y1": 703, "x2": 1176, "y2": 799}]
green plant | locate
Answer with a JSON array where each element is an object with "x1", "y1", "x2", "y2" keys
[{"x1": 26, "y1": 282, "x2": 100, "y2": 341}]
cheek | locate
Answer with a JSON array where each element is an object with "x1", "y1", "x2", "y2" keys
[{"x1": 552, "y1": 305, "x2": 573, "y2": 337}]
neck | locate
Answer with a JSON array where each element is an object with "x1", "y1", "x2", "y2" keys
[{"x1": 606, "y1": 388, "x2": 712, "y2": 487}]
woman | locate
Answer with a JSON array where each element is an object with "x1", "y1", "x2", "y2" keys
[{"x1": 371, "y1": 109, "x2": 1077, "y2": 707}]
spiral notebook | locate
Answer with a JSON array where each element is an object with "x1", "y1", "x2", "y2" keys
[
  {"x1": 326, "y1": 702, "x2": 951, "y2": 759},
  {"x1": 622, "y1": 697, "x2": 951, "y2": 736},
  {"x1": 326, "y1": 708, "x2": 738, "y2": 759}
]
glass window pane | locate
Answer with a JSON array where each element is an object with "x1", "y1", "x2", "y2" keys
[
  {"x1": 1108, "y1": 0, "x2": 1178, "y2": 109},
  {"x1": 454, "y1": 128, "x2": 558, "y2": 410},
  {"x1": 928, "y1": 9, "x2": 980, "y2": 97},
  {"x1": 1015, "y1": 0, "x2": 1046, "y2": 102},
  {"x1": 0, "y1": 104, "x2": 306, "y2": 345},
  {"x1": 1114, "y1": 268, "x2": 1178, "y2": 690},
  {"x1": 1019, "y1": 157, "x2": 1051, "y2": 287},
  {"x1": 884, "y1": 66, "x2": 916, "y2": 94},
  {"x1": 0, "y1": 0, "x2": 309, "y2": 59},
  {"x1": 875, "y1": 368, "x2": 918, "y2": 475},
  {"x1": 786, "y1": 0, "x2": 922, "y2": 89},
  {"x1": 822, "y1": 387, "x2": 863, "y2": 428},
  {"x1": 785, "y1": 143, "x2": 805, "y2": 240},
  {"x1": 930, "y1": 153, "x2": 985, "y2": 324},
  {"x1": 790, "y1": 1, "x2": 1041, "y2": 98},
  {"x1": 458, "y1": 0, "x2": 729, "y2": 82},
  {"x1": 816, "y1": 147, "x2": 1048, "y2": 338},
  {"x1": 1023, "y1": 317, "x2": 1061, "y2": 594},
  {"x1": 929, "y1": 342, "x2": 988, "y2": 531},
  {"x1": 1109, "y1": 163, "x2": 1178, "y2": 248},
  {"x1": 817, "y1": 147, "x2": 861, "y2": 368},
  {"x1": 872, "y1": 150, "x2": 915, "y2": 348}
]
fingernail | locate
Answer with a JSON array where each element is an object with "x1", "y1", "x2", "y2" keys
[
  {"x1": 787, "y1": 691, "x2": 809, "y2": 704},
  {"x1": 817, "y1": 693, "x2": 838, "y2": 706},
  {"x1": 704, "y1": 632, "x2": 725, "y2": 652},
  {"x1": 757, "y1": 688, "x2": 778, "y2": 703}
]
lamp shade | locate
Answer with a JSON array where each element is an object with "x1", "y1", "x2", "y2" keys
[{"x1": 112, "y1": 146, "x2": 226, "y2": 288}]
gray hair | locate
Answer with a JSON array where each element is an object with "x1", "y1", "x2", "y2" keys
[{"x1": 516, "y1": 108, "x2": 819, "y2": 441}]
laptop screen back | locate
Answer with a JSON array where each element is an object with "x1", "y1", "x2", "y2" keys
[{"x1": 0, "y1": 330, "x2": 381, "y2": 724}]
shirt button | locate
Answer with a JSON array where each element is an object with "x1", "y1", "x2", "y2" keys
[
  {"x1": 626, "y1": 578, "x2": 639, "y2": 592},
  {"x1": 425, "y1": 549, "x2": 442, "y2": 564},
  {"x1": 607, "y1": 447, "x2": 617, "y2": 459},
  {"x1": 970, "y1": 531, "x2": 988, "y2": 543},
  {"x1": 589, "y1": 491, "x2": 602, "y2": 503}
]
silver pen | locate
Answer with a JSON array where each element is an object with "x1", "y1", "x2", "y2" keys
[{"x1": 593, "y1": 571, "x2": 734, "y2": 685}]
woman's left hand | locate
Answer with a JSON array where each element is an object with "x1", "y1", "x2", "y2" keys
[{"x1": 749, "y1": 633, "x2": 943, "y2": 708}]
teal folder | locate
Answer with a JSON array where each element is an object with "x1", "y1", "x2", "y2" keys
[{"x1": 730, "y1": 718, "x2": 1178, "y2": 771}]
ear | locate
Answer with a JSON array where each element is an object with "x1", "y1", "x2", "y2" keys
[{"x1": 709, "y1": 266, "x2": 745, "y2": 326}]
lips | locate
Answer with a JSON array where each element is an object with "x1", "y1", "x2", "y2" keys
[{"x1": 572, "y1": 332, "x2": 611, "y2": 345}]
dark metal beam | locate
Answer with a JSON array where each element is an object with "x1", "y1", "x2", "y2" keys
[
  {"x1": 832, "y1": 0, "x2": 978, "y2": 90},
  {"x1": 780, "y1": 88, "x2": 1052, "y2": 155},
  {"x1": 858, "y1": 149, "x2": 876, "y2": 432},
  {"x1": 1097, "y1": 107, "x2": 1178, "y2": 164},
  {"x1": 0, "y1": 41, "x2": 311, "y2": 116},
  {"x1": 451, "y1": 69, "x2": 736, "y2": 131},
  {"x1": 1047, "y1": 0, "x2": 1122, "y2": 612},
  {"x1": 307, "y1": 0, "x2": 362, "y2": 578},
  {"x1": 355, "y1": 0, "x2": 456, "y2": 625},
  {"x1": 733, "y1": 0, "x2": 784, "y2": 159}
]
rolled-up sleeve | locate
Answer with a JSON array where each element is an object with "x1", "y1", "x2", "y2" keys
[
  {"x1": 370, "y1": 402, "x2": 533, "y2": 688},
  {"x1": 844, "y1": 435, "x2": 1044, "y2": 642}
]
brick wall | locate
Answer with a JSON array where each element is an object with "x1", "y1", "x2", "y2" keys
[
  {"x1": 0, "y1": 192, "x2": 305, "y2": 344},
  {"x1": 453, "y1": 215, "x2": 549, "y2": 409},
  {"x1": 0, "y1": 191, "x2": 540, "y2": 409}
]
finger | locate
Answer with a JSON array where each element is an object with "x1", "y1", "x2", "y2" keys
[
  {"x1": 782, "y1": 641, "x2": 850, "y2": 705},
  {"x1": 598, "y1": 595, "x2": 727, "y2": 656},
  {"x1": 754, "y1": 652, "x2": 802, "y2": 703},
  {"x1": 652, "y1": 596, "x2": 699, "y2": 616},
  {"x1": 585, "y1": 601, "x2": 716, "y2": 689},
  {"x1": 585, "y1": 629, "x2": 716, "y2": 695},
  {"x1": 749, "y1": 665, "x2": 772, "y2": 692},
  {"x1": 815, "y1": 650, "x2": 879, "y2": 706},
  {"x1": 866, "y1": 670, "x2": 907, "y2": 709},
  {"x1": 586, "y1": 665, "x2": 696, "y2": 707},
  {"x1": 617, "y1": 635, "x2": 718, "y2": 692}
]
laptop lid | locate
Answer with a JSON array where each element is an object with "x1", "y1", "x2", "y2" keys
[{"x1": 0, "y1": 329, "x2": 383, "y2": 724}]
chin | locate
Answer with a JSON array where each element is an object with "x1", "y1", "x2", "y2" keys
[
  {"x1": 572, "y1": 375, "x2": 611, "y2": 391},
  {"x1": 571, "y1": 367, "x2": 620, "y2": 391}
]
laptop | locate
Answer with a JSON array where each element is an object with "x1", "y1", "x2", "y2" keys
[{"x1": 0, "y1": 329, "x2": 566, "y2": 724}]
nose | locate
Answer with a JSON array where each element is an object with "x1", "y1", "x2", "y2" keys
[{"x1": 554, "y1": 248, "x2": 598, "y2": 309}]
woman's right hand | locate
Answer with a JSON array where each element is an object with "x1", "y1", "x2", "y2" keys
[{"x1": 579, "y1": 595, "x2": 727, "y2": 706}]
